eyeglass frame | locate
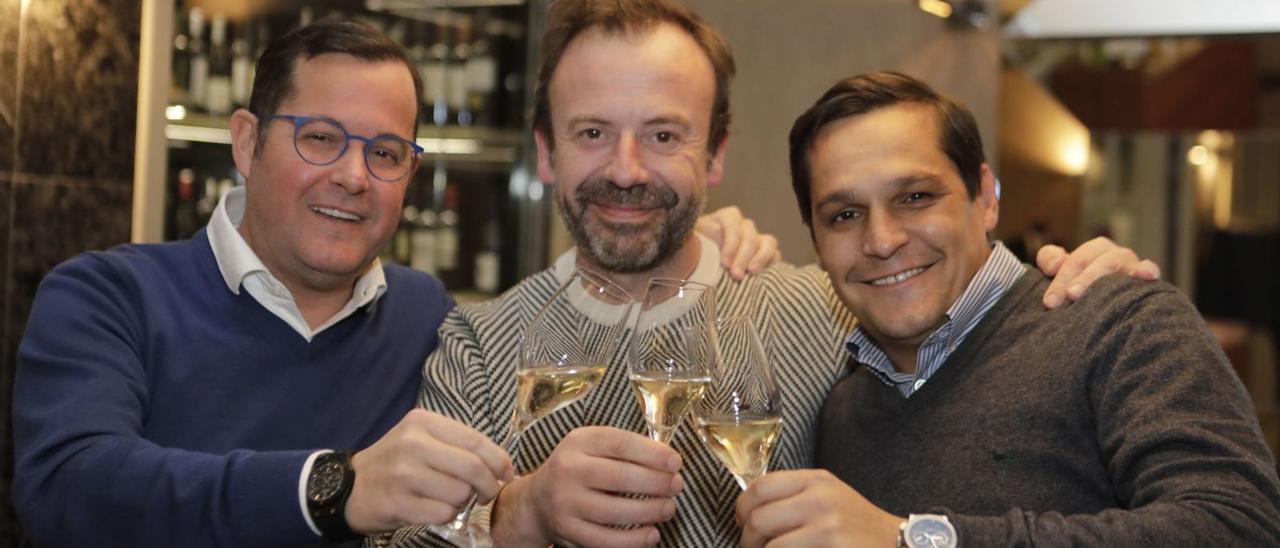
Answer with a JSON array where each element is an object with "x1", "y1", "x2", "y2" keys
[{"x1": 269, "y1": 114, "x2": 424, "y2": 182}]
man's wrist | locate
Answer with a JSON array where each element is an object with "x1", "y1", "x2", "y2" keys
[
  {"x1": 490, "y1": 475, "x2": 549, "y2": 548},
  {"x1": 298, "y1": 450, "x2": 331, "y2": 537},
  {"x1": 305, "y1": 450, "x2": 360, "y2": 541}
]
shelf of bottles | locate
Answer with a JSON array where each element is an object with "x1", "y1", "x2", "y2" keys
[{"x1": 164, "y1": 0, "x2": 533, "y2": 296}]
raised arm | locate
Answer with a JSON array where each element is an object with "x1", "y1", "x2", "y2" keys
[
  {"x1": 1036, "y1": 236, "x2": 1161, "y2": 308},
  {"x1": 696, "y1": 205, "x2": 781, "y2": 280}
]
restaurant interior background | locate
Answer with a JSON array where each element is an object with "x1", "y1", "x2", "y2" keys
[{"x1": 1, "y1": 0, "x2": 1278, "y2": 542}]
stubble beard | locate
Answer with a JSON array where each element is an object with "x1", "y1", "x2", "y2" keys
[{"x1": 557, "y1": 177, "x2": 703, "y2": 273}]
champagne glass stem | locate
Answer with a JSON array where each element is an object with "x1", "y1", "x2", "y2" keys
[{"x1": 438, "y1": 427, "x2": 524, "y2": 536}]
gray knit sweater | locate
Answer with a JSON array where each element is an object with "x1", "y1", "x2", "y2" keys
[{"x1": 818, "y1": 270, "x2": 1280, "y2": 547}]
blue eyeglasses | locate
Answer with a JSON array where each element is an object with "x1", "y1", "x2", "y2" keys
[{"x1": 271, "y1": 115, "x2": 424, "y2": 182}]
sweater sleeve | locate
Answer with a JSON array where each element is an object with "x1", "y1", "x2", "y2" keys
[
  {"x1": 418, "y1": 307, "x2": 504, "y2": 441},
  {"x1": 950, "y1": 284, "x2": 1280, "y2": 547},
  {"x1": 11, "y1": 254, "x2": 320, "y2": 547}
]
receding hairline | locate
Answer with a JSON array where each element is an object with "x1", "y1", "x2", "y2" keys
[
  {"x1": 544, "y1": 22, "x2": 719, "y2": 123},
  {"x1": 267, "y1": 53, "x2": 420, "y2": 141}
]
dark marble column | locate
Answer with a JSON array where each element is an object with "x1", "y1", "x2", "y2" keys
[{"x1": 1, "y1": 0, "x2": 140, "y2": 543}]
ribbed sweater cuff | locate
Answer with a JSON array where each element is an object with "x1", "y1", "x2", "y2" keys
[{"x1": 228, "y1": 449, "x2": 321, "y2": 545}]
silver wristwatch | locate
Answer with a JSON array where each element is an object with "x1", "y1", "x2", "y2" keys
[{"x1": 898, "y1": 513, "x2": 957, "y2": 548}]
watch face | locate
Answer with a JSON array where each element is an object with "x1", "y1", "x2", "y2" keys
[
  {"x1": 307, "y1": 461, "x2": 346, "y2": 503},
  {"x1": 906, "y1": 517, "x2": 956, "y2": 548}
]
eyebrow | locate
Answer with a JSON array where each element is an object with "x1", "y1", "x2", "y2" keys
[
  {"x1": 564, "y1": 116, "x2": 611, "y2": 129},
  {"x1": 562, "y1": 114, "x2": 694, "y2": 129},
  {"x1": 644, "y1": 114, "x2": 693, "y2": 128},
  {"x1": 812, "y1": 173, "x2": 941, "y2": 209}
]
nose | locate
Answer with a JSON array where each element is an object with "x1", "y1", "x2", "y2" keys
[
  {"x1": 604, "y1": 133, "x2": 649, "y2": 188},
  {"x1": 330, "y1": 141, "x2": 371, "y2": 194},
  {"x1": 861, "y1": 208, "x2": 908, "y2": 259}
]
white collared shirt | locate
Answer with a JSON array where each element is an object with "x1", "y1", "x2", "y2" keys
[
  {"x1": 206, "y1": 186, "x2": 390, "y2": 536},
  {"x1": 207, "y1": 186, "x2": 388, "y2": 342}
]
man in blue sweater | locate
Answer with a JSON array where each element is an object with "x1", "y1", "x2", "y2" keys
[
  {"x1": 735, "y1": 72, "x2": 1280, "y2": 546},
  {"x1": 10, "y1": 21, "x2": 516, "y2": 547}
]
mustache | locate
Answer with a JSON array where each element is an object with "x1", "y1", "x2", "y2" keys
[{"x1": 574, "y1": 178, "x2": 678, "y2": 209}]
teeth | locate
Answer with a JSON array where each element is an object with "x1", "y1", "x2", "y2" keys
[
  {"x1": 313, "y1": 207, "x2": 361, "y2": 221},
  {"x1": 871, "y1": 267, "x2": 925, "y2": 286}
]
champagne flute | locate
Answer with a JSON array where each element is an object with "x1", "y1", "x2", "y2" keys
[
  {"x1": 427, "y1": 269, "x2": 634, "y2": 547},
  {"x1": 692, "y1": 317, "x2": 783, "y2": 490},
  {"x1": 627, "y1": 278, "x2": 717, "y2": 444}
]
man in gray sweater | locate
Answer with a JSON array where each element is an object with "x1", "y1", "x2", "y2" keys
[{"x1": 735, "y1": 71, "x2": 1280, "y2": 547}]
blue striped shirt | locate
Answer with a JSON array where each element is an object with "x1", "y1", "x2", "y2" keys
[{"x1": 844, "y1": 242, "x2": 1026, "y2": 397}]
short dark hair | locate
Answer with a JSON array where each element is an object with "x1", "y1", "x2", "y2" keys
[
  {"x1": 532, "y1": 0, "x2": 735, "y2": 153},
  {"x1": 248, "y1": 20, "x2": 424, "y2": 151},
  {"x1": 788, "y1": 71, "x2": 985, "y2": 228}
]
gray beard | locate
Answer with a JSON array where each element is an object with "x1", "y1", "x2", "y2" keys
[{"x1": 556, "y1": 178, "x2": 703, "y2": 273}]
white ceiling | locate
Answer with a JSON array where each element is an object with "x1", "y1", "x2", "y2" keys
[{"x1": 1006, "y1": 0, "x2": 1280, "y2": 39}]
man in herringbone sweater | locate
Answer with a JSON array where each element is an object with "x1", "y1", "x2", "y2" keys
[
  {"x1": 734, "y1": 72, "x2": 1280, "y2": 547},
  {"x1": 387, "y1": 2, "x2": 1160, "y2": 547}
]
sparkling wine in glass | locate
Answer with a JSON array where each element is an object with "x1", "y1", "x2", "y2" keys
[
  {"x1": 692, "y1": 316, "x2": 782, "y2": 490},
  {"x1": 427, "y1": 269, "x2": 634, "y2": 547},
  {"x1": 627, "y1": 278, "x2": 716, "y2": 444}
]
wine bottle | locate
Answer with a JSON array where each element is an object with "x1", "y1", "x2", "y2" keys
[
  {"x1": 446, "y1": 17, "x2": 472, "y2": 126},
  {"x1": 171, "y1": 9, "x2": 192, "y2": 107},
  {"x1": 496, "y1": 19, "x2": 527, "y2": 128},
  {"x1": 425, "y1": 16, "x2": 449, "y2": 126},
  {"x1": 394, "y1": 205, "x2": 416, "y2": 265},
  {"x1": 474, "y1": 217, "x2": 500, "y2": 293},
  {"x1": 196, "y1": 176, "x2": 219, "y2": 224},
  {"x1": 230, "y1": 21, "x2": 252, "y2": 109},
  {"x1": 435, "y1": 183, "x2": 460, "y2": 285},
  {"x1": 411, "y1": 209, "x2": 438, "y2": 275},
  {"x1": 188, "y1": 7, "x2": 208, "y2": 111},
  {"x1": 171, "y1": 168, "x2": 200, "y2": 239},
  {"x1": 205, "y1": 14, "x2": 232, "y2": 115},
  {"x1": 466, "y1": 14, "x2": 499, "y2": 127}
]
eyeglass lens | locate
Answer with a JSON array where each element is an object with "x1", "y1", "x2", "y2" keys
[{"x1": 292, "y1": 118, "x2": 414, "y2": 181}]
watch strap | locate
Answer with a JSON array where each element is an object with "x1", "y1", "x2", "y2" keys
[{"x1": 308, "y1": 450, "x2": 360, "y2": 541}]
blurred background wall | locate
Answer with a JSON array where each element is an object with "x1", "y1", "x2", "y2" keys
[{"x1": 0, "y1": 1, "x2": 140, "y2": 543}]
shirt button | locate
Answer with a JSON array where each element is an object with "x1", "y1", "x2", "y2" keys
[{"x1": 914, "y1": 379, "x2": 927, "y2": 390}]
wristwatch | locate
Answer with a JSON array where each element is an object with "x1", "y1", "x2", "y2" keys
[
  {"x1": 306, "y1": 450, "x2": 360, "y2": 541},
  {"x1": 898, "y1": 513, "x2": 957, "y2": 548}
]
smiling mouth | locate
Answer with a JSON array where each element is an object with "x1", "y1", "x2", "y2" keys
[
  {"x1": 869, "y1": 266, "x2": 927, "y2": 286},
  {"x1": 591, "y1": 203, "x2": 656, "y2": 219},
  {"x1": 311, "y1": 206, "x2": 363, "y2": 222}
]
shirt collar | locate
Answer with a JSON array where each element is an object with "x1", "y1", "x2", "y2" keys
[
  {"x1": 844, "y1": 242, "x2": 1025, "y2": 380},
  {"x1": 206, "y1": 186, "x2": 388, "y2": 306}
]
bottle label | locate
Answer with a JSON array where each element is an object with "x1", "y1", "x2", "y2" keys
[
  {"x1": 206, "y1": 77, "x2": 232, "y2": 115},
  {"x1": 436, "y1": 227, "x2": 458, "y2": 270},
  {"x1": 423, "y1": 63, "x2": 447, "y2": 104},
  {"x1": 466, "y1": 56, "x2": 497, "y2": 93},
  {"x1": 410, "y1": 230, "x2": 437, "y2": 275},
  {"x1": 474, "y1": 252, "x2": 499, "y2": 293},
  {"x1": 447, "y1": 65, "x2": 468, "y2": 110},
  {"x1": 231, "y1": 58, "x2": 251, "y2": 106},
  {"x1": 190, "y1": 56, "x2": 209, "y2": 105}
]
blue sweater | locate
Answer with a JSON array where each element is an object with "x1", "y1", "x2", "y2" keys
[{"x1": 12, "y1": 230, "x2": 453, "y2": 547}]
